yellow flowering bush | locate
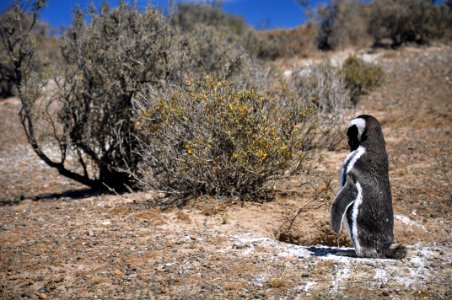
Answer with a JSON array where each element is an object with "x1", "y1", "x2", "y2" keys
[{"x1": 132, "y1": 76, "x2": 312, "y2": 200}]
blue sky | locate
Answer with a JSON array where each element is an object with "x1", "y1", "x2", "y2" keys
[{"x1": 0, "y1": 0, "x2": 329, "y2": 30}]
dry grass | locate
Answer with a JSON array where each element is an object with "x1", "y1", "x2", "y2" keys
[{"x1": 266, "y1": 278, "x2": 291, "y2": 289}]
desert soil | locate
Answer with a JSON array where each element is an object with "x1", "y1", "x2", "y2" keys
[{"x1": 0, "y1": 46, "x2": 451, "y2": 299}]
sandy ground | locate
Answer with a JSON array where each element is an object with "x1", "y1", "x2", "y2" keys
[{"x1": 0, "y1": 46, "x2": 451, "y2": 299}]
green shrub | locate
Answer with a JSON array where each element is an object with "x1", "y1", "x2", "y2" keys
[
  {"x1": 341, "y1": 56, "x2": 384, "y2": 104},
  {"x1": 132, "y1": 76, "x2": 313, "y2": 200}
]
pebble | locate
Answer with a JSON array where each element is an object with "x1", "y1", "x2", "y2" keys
[
  {"x1": 38, "y1": 293, "x2": 47, "y2": 299},
  {"x1": 21, "y1": 291, "x2": 33, "y2": 298}
]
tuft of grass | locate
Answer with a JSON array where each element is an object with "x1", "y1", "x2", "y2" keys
[{"x1": 266, "y1": 278, "x2": 291, "y2": 289}]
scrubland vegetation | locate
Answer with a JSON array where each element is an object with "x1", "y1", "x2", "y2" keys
[
  {"x1": 1, "y1": 1, "x2": 451, "y2": 298},
  {"x1": 0, "y1": 0, "x2": 450, "y2": 201}
]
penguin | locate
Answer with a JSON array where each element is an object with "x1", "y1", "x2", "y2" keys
[{"x1": 331, "y1": 114, "x2": 406, "y2": 259}]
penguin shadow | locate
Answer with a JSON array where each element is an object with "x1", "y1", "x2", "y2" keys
[{"x1": 306, "y1": 246, "x2": 357, "y2": 258}]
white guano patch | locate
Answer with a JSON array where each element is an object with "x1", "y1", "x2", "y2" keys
[
  {"x1": 352, "y1": 182, "x2": 363, "y2": 255},
  {"x1": 394, "y1": 214, "x2": 427, "y2": 231},
  {"x1": 349, "y1": 118, "x2": 366, "y2": 141}
]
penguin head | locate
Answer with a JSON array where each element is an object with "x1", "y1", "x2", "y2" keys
[{"x1": 347, "y1": 115, "x2": 384, "y2": 151}]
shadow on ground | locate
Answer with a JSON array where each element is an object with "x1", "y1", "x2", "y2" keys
[
  {"x1": 0, "y1": 188, "x2": 102, "y2": 206},
  {"x1": 307, "y1": 246, "x2": 357, "y2": 257}
]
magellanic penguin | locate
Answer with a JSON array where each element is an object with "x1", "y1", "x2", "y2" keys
[{"x1": 331, "y1": 115, "x2": 406, "y2": 259}]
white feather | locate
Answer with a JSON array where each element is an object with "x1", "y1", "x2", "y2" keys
[
  {"x1": 346, "y1": 146, "x2": 365, "y2": 174},
  {"x1": 339, "y1": 146, "x2": 366, "y2": 188},
  {"x1": 349, "y1": 118, "x2": 366, "y2": 141},
  {"x1": 352, "y1": 182, "x2": 364, "y2": 255}
]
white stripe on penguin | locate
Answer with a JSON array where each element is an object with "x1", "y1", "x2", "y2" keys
[
  {"x1": 352, "y1": 182, "x2": 364, "y2": 255},
  {"x1": 340, "y1": 146, "x2": 366, "y2": 188},
  {"x1": 347, "y1": 146, "x2": 365, "y2": 174}
]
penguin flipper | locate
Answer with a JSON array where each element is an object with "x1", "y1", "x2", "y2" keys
[{"x1": 331, "y1": 179, "x2": 358, "y2": 233}]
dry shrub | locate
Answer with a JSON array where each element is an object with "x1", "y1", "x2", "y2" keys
[
  {"x1": 257, "y1": 23, "x2": 318, "y2": 60},
  {"x1": 171, "y1": 2, "x2": 261, "y2": 59},
  {"x1": 341, "y1": 55, "x2": 384, "y2": 104},
  {"x1": 3, "y1": 1, "x2": 382, "y2": 201},
  {"x1": 173, "y1": 23, "x2": 252, "y2": 80},
  {"x1": 368, "y1": 0, "x2": 452, "y2": 47},
  {"x1": 289, "y1": 61, "x2": 350, "y2": 150},
  {"x1": 132, "y1": 76, "x2": 313, "y2": 200},
  {"x1": 266, "y1": 278, "x2": 291, "y2": 289},
  {"x1": 51, "y1": 3, "x2": 178, "y2": 190},
  {"x1": 315, "y1": 0, "x2": 452, "y2": 50},
  {"x1": 0, "y1": 2, "x2": 253, "y2": 192},
  {"x1": 316, "y1": 0, "x2": 369, "y2": 50},
  {"x1": 315, "y1": 0, "x2": 451, "y2": 51},
  {"x1": 0, "y1": 2, "x2": 59, "y2": 99}
]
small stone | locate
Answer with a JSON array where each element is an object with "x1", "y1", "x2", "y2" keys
[
  {"x1": 382, "y1": 290, "x2": 390, "y2": 297},
  {"x1": 38, "y1": 293, "x2": 47, "y2": 299},
  {"x1": 21, "y1": 291, "x2": 33, "y2": 298}
]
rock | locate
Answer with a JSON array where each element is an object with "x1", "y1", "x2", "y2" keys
[
  {"x1": 38, "y1": 293, "x2": 47, "y2": 299},
  {"x1": 21, "y1": 291, "x2": 33, "y2": 298}
]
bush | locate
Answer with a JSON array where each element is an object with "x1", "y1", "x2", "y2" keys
[
  {"x1": 289, "y1": 61, "x2": 350, "y2": 150},
  {"x1": 341, "y1": 56, "x2": 384, "y2": 104},
  {"x1": 171, "y1": 2, "x2": 261, "y2": 59},
  {"x1": 291, "y1": 61, "x2": 349, "y2": 114},
  {"x1": 0, "y1": 49, "x2": 16, "y2": 98},
  {"x1": 0, "y1": 1, "x2": 262, "y2": 193},
  {"x1": 257, "y1": 23, "x2": 318, "y2": 60},
  {"x1": 0, "y1": 2, "x2": 183, "y2": 191},
  {"x1": 0, "y1": 2, "x2": 55, "y2": 99},
  {"x1": 313, "y1": 0, "x2": 452, "y2": 50},
  {"x1": 131, "y1": 76, "x2": 313, "y2": 200},
  {"x1": 172, "y1": 23, "x2": 252, "y2": 80},
  {"x1": 3, "y1": 1, "x2": 372, "y2": 200},
  {"x1": 315, "y1": 0, "x2": 369, "y2": 50},
  {"x1": 367, "y1": 0, "x2": 450, "y2": 47}
]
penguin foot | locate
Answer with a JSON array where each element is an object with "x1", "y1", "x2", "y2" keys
[{"x1": 384, "y1": 243, "x2": 407, "y2": 259}]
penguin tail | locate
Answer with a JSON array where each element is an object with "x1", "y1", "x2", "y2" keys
[{"x1": 384, "y1": 243, "x2": 407, "y2": 259}]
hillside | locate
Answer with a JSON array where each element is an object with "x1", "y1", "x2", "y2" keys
[{"x1": 1, "y1": 45, "x2": 451, "y2": 299}]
